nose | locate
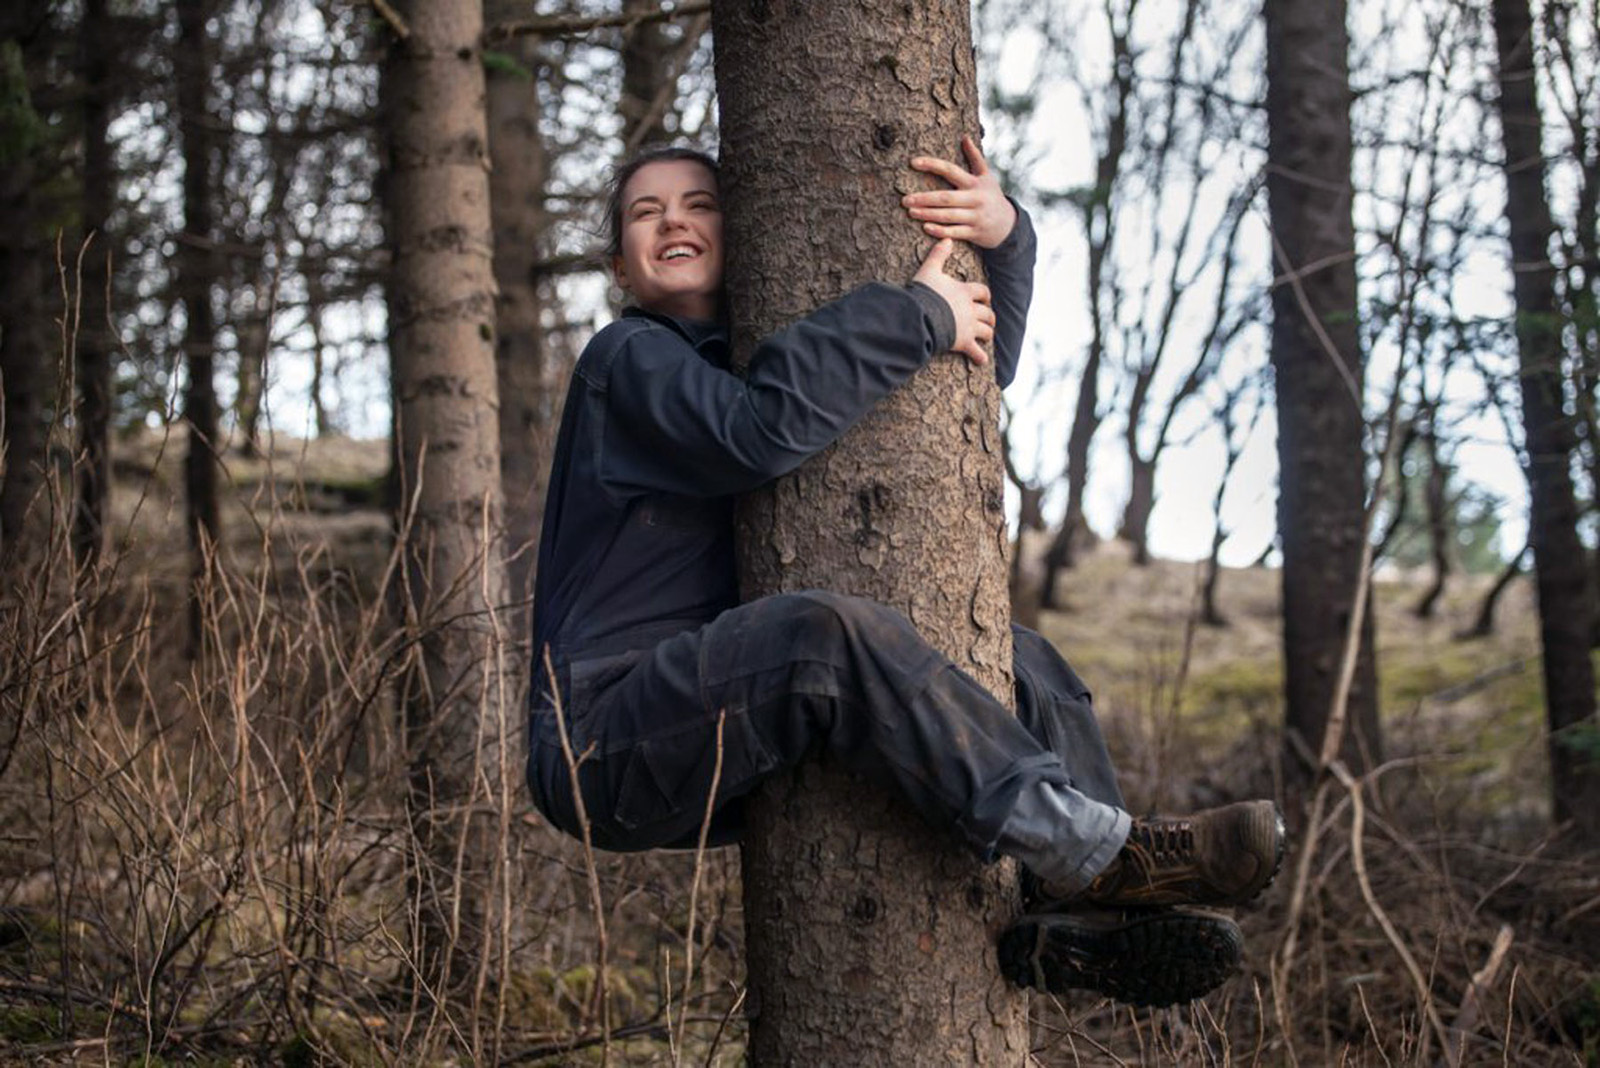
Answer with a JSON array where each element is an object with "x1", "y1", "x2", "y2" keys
[{"x1": 659, "y1": 202, "x2": 689, "y2": 230}]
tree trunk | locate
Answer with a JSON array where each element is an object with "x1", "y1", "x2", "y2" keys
[
  {"x1": 1039, "y1": 18, "x2": 1132, "y2": 606},
  {"x1": 382, "y1": 0, "x2": 516, "y2": 997},
  {"x1": 1372, "y1": 418, "x2": 1417, "y2": 561},
  {"x1": 233, "y1": 302, "x2": 267, "y2": 457},
  {"x1": 1412, "y1": 418, "x2": 1451, "y2": 619},
  {"x1": 486, "y1": 0, "x2": 550, "y2": 641},
  {"x1": 1120, "y1": 455, "x2": 1155, "y2": 566},
  {"x1": 1200, "y1": 392, "x2": 1252, "y2": 629},
  {"x1": 306, "y1": 271, "x2": 332, "y2": 437},
  {"x1": 1263, "y1": 0, "x2": 1382, "y2": 776},
  {"x1": 620, "y1": 0, "x2": 673, "y2": 149},
  {"x1": 713, "y1": 2, "x2": 1025, "y2": 1063},
  {"x1": 75, "y1": 0, "x2": 113, "y2": 572},
  {"x1": 1001, "y1": 427, "x2": 1044, "y2": 629},
  {"x1": 1459, "y1": 541, "x2": 1527, "y2": 641},
  {"x1": 1490, "y1": 0, "x2": 1599, "y2": 843},
  {"x1": 176, "y1": 0, "x2": 219, "y2": 648},
  {"x1": 0, "y1": 4, "x2": 54, "y2": 564}
]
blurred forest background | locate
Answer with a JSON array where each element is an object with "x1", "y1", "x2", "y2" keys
[{"x1": 0, "y1": 0, "x2": 1597, "y2": 1063}]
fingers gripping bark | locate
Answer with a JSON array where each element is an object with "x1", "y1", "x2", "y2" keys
[{"x1": 912, "y1": 238, "x2": 993, "y2": 365}]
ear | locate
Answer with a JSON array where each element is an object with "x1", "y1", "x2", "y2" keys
[{"x1": 611, "y1": 254, "x2": 629, "y2": 291}]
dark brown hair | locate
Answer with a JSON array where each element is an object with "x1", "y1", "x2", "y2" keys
[{"x1": 603, "y1": 145, "x2": 720, "y2": 257}]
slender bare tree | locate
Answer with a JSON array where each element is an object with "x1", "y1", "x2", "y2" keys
[
  {"x1": 1263, "y1": 0, "x2": 1382, "y2": 774},
  {"x1": 1490, "y1": 0, "x2": 1599, "y2": 843},
  {"x1": 74, "y1": 0, "x2": 114, "y2": 571},
  {"x1": 175, "y1": 0, "x2": 220, "y2": 648},
  {"x1": 486, "y1": 0, "x2": 552, "y2": 636}
]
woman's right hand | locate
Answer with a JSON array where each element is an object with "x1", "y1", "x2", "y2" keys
[{"x1": 912, "y1": 238, "x2": 994, "y2": 365}]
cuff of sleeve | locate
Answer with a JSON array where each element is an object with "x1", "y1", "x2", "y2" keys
[
  {"x1": 905, "y1": 281, "x2": 956, "y2": 353},
  {"x1": 982, "y1": 199, "x2": 1035, "y2": 264}
]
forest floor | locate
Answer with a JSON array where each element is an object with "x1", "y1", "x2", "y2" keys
[{"x1": 1, "y1": 430, "x2": 1595, "y2": 1066}]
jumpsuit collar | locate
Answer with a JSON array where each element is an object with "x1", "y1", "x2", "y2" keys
[{"x1": 621, "y1": 305, "x2": 730, "y2": 368}]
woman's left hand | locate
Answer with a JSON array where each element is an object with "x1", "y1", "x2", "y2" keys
[{"x1": 902, "y1": 135, "x2": 1018, "y2": 250}]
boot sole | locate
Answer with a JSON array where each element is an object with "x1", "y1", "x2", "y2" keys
[{"x1": 998, "y1": 909, "x2": 1244, "y2": 1008}]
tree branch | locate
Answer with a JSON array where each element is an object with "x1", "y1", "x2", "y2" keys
[{"x1": 489, "y1": 0, "x2": 711, "y2": 43}]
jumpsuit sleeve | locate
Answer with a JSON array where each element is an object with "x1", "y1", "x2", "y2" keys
[
  {"x1": 981, "y1": 200, "x2": 1037, "y2": 391},
  {"x1": 600, "y1": 281, "x2": 957, "y2": 499}
]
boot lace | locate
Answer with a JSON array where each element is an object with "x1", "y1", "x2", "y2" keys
[{"x1": 1127, "y1": 818, "x2": 1195, "y2": 866}]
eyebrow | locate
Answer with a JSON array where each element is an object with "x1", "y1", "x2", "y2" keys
[{"x1": 626, "y1": 188, "x2": 719, "y2": 211}]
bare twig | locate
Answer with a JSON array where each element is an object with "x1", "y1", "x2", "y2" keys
[
  {"x1": 369, "y1": 0, "x2": 409, "y2": 40},
  {"x1": 674, "y1": 709, "x2": 725, "y2": 1064},
  {"x1": 543, "y1": 644, "x2": 611, "y2": 1066},
  {"x1": 1443, "y1": 923, "x2": 1514, "y2": 1067},
  {"x1": 1328, "y1": 758, "x2": 1452, "y2": 1061}
]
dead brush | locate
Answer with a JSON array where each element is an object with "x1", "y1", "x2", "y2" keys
[
  {"x1": 0, "y1": 438, "x2": 747, "y2": 1065},
  {"x1": 1026, "y1": 563, "x2": 1597, "y2": 1067}
]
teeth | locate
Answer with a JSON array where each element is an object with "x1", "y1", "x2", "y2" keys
[{"x1": 662, "y1": 247, "x2": 696, "y2": 260}]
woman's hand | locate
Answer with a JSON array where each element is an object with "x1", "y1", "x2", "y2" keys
[
  {"x1": 902, "y1": 135, "x2": 1018, "y2": 250},
  {"x1": 913, "y1": 238, "x2": 994, "y2": 365}
]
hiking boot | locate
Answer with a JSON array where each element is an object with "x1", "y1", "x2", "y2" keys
[
  {"x1": 1077, "y1": 800, "x2": 1286, "y2": 908},
  {"x1": 997, "y1": 907, "x2": 1243, "y2": 1007}
]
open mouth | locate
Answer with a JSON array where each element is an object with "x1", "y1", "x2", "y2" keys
[{"x1": 658, "y1": 244, "x2": 701, "y2": 262}]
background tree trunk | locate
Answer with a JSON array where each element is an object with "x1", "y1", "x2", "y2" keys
[
  {"x1": 486, "y1": 1, "x2": 550, "y2": 640},
  {"x1": 1263, "y1": 0, "x2": 1382, "y2": 776},
  {"x1": 176, "y1": 0, "x2": 219, "y2": 647},
  {"x1": 75, "y1": 0, "x2": 113, "y2": 572},
  {"x1": 713, "y1": 2, "x2": 1026, "y2": 1063},
  {"x1": 1119, "y1": 456, "x2": 1155, "y2": 566},
  {"x1": 620, "y1": 0, "x2": 673, "y2": 150},
  {"x1": 0, "y1": 2, "x2": 55, "y2": 564},
  {"x1": 1038, "y1": 19, "x2": 1133, "y2": 604},
  {"x1": 1490, "y1": 0, "x2": 1599, "y2": 844},
  {"x1": 1412, "y1": 415, "x2": 1451, "y2": 619},
  {"x1": 382, "y1": 0, "x2": 516, "y2": 994},
  {"x1": 1460, "y1": 541, "x2": 1527, "y2": 640}
]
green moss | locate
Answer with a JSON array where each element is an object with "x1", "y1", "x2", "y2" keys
[
  {"x1": 1378, "y1": 644, "x2": 1506, "y2": 709},
  {"x1": 1185, "y1": 658, "x2": 1283, "y2": 715},
  {"x1": 0, "y1": 1005, "x2": 56, "y2": 1043},
  {"x1": 279, "y1": 1008, "x2": 386, "y2": 1068}
]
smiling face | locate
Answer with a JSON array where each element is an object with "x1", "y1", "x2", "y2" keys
[{"x1": 611, "y1": 158, "x2": 725, "y2": 321}]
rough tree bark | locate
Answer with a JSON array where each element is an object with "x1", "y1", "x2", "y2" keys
[
  {"x1": 75, "y1": 0, "x2": 113, "y2": 571},
  {"x1": 176, "y1": 0, "x2": 220, "y2": 647},
  {"x1": 1263, "y1": 0, "x2": 1382, "y2": 775},
  {"x1": 713, "y1": 2, "x2": 1026, "y2": 1063},
  {"x1": 382, "y1": 0, "x2": 516, "y2": 991},
  {"x1": 486, "y1": 0, "x2": 551, "y2": 636},
  {"x1": 1490, "y1": 0, "x2": 1599, "y2": 843}
]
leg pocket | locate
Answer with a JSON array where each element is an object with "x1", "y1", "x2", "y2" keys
[{"x1": 614, "y1": 709, "x2": 779, "y2": 833}]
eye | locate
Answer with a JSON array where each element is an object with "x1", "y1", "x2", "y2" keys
[{"x1": 631, "y1": 204, "x2": 661, "y2": 220}]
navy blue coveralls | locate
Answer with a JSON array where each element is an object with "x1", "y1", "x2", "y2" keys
[{"x1": 528, "y1": 209, "x2": 1131, "y2": 891}]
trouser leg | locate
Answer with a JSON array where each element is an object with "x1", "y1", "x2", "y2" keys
[
  {"x1": 1011, "y1": 623, "x2": 1125, "y2": 810},
  {"x1": 1001, "y1": 623, "x2": 1131, "y2": 891},
  {"x1": 528, "y1": 592, "x2": 1127, "y2": 889}
]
